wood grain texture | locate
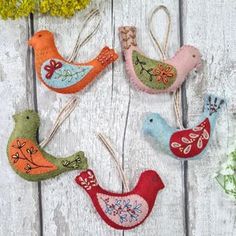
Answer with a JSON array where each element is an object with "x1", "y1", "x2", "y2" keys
[
  {"x1": 0, "y1": 19, "x2": 40, "y2": 235},
  {"x1": 113, "y1": 0, "x2": 185, "y2": 235},
  {"x1": 182, "y1": 0, "x2": 236, "y2": 235},
  {"x1": 0, "y1": 0, "x2": 235, "y2": 235}
]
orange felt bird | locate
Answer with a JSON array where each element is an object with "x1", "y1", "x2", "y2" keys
[{"x1": 28, "y1": 30, "x2": 118, "y2": 94}]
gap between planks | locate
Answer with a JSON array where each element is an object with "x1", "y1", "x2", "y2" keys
[{"x1": 26, "y1": 1, "x2": 190, "y2": 235}]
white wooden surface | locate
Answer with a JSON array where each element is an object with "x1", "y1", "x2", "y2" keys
[{"x1": 0, "y1": 0, "x2": 235, "y2": 235}]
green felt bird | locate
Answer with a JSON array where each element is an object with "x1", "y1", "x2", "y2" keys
[{"x1": 7, "y1": 110, "x2": 88, "y2": 181}]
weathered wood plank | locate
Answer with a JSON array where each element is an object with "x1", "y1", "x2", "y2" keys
[
  {"x1": 182, "y1": 0, "x2": 236, "y2": 235},
  {"x1": 113, "y1": 1, "x2": 185, "y2": 235},
  {"x1": 0, "y1": 19, "x2": 40, "y2": 235},
  {"x1": 33, "y1": 1, "x2": 123, "y2": 235}
]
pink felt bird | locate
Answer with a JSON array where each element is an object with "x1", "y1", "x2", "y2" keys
[{"x1": 119, "y1": 26, "x2": 202, "y2": 93}]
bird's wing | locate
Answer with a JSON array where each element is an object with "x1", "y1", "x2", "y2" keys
[
  {"x1": 41, "y1": 59, "x2": 93, "y2": 89},
  {"x1": 131, "y1": 50, "x2": 177, "y2": 90},
  {"x1": 96, "y1": 192, "x2": 149, "y2": 228},
  {"x1": 170, "y1": 118, "x2": 211, "y2": 158},
  {"x1": 8, "y1": 138, "x2": 57, "y2": 175}
]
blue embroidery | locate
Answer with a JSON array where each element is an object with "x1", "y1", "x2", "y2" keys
[
  {"x1": 41, "y1": 59, "x2": 93, "y2": 89},
  {"x1": 101, "y1": 197, "x2": 142, "y2": 224}
]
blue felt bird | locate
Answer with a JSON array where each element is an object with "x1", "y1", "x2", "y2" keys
[{"x1": 143, "y1": 95, "x2": 225, "y2": 160}]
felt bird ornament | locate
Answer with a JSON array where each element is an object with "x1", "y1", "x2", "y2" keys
[
  {"x1": 75, "y1": 169, "x2": 164, "y2": 230},
  {"x1": 143, "y1": 95, "x2": 225, "y2": 160},
  {"x1": 28, "y1": 30, "x2": 118, "y2": 94},
  {"x1": 119, "y1": 26, "x2": 201, "y2": 93},
  {"x1": 7, "y1": 110, "x2": 88, "y2": 181}
]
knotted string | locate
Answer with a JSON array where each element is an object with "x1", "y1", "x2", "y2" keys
[
  {"x1": 97, "y1": 133, "x2": 130, "y2": 192},
  {"x1": 39, "y1": 96, "x2": 79, "y2": 148},
  {"x1": 68, "y1": 8, "x2": 102, "y2": 62},
  {"x1": 148, "y1": 5, "x2": 184, "y2": 129}
]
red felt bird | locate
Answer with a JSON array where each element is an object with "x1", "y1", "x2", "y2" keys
[{"x1": 75, "y1": 169, "x2": 164, "y2": 230}]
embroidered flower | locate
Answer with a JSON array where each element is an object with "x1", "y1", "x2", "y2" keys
[
  {"x1": 101, "y1": 197, "x2": 143, "y2": 224},
  {"x1": 44, "y1": 60, "x2": 62, "y2": 79},
  {"x1": 26, "y1": 147, "x2": 38, "y2": 155},
  {"x1": 12, "y1": 152, "x2": 20, "y2": 163},
  {"x1": 152, "y1": 64, "x2": 175, "y2": 84},
  {"x1": 12, "y1": 140, "x2": 26, "y2": 149},
  {"x1": 24, "y1": 164, "x2": 32, "y2": 173}
]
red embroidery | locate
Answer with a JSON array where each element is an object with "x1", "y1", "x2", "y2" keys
[
  {"x1": 170, "y1": 118, "x2": 211, "y2": 158},
  {"x1": 44, "y1": 59, "x2": 62, "y2": 79},
  {"x1": 152, "y1": 64, "x2": 175, "y2": 84}
]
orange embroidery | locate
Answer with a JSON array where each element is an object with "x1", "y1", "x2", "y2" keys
[
  {"x1": 152, "y1": 64, "x2": 175, "y2": 84},
  {"x1": 9, "y1": 138, "x2": 57, "y2": 175}
]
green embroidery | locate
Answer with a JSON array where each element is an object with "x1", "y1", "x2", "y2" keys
[{"x1": 132, "y1": 50, "x2": 177, "y2": 90}]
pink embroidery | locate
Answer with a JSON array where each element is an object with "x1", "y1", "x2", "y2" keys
[
  {"x1": 97, "y1": 193, "x2": 149, "y2": 227},
  {"x1": 44, "y1": 59, "x2": 62, "y2": 79},
  {"x1": 170, "y1": 118, "x2": 211, "y2": 158},
  {"x1": 77, "y1": 170, "x2": 98, "y2": 190}
]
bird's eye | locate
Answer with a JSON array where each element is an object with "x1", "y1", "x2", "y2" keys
[
  {"x1": 26, "y1": 116, "x2": 30, "y2": 119},
  {"x1": 38, "y1": 34, "x2": 42, "y2": 37},
  {"x1": 192, "y1": 54, "x2": 196, "y2": 58},
  {"x1": 149, "y1": 119, "x2": 153, "y2": 123}
]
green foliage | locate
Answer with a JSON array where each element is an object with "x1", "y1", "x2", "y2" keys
[{"x1": 0, "y1": 0, "x2": 91, "y2": 20}]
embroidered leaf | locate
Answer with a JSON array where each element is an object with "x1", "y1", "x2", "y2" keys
[
  {"x1": 171, "y1": 142, "x2": 181, "y2": 148},
  {"x1": 181, "y1": 137, "x2": 191, "y2": 144},
  {"x1": 170, "y1": 118, "x2": 211, "y2": 158},
  {"x1": 193, "y1": 126, "x2": 203, "y2": 131},
  {"x1": 189, "y1": 133, "x2": 199, "y2": 138},
  {"x1": 197, "y1": 137, "x2": 203, "y2": 149},
  {"x1": 184, "y1": 145, "x2": 192, "y2": 154},
  {"x1": 202, "y1": 129, "x2": 209, "y2": 140}
]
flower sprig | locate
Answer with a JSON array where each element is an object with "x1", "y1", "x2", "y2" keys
[{"x1": 0, "y1": 0, "x2": 91, "y2": 20}]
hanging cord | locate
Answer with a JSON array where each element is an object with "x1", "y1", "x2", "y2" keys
[
  {"x1": 97, "y1": 133, "x2": 130, "y2": 192},
  {"x1": 68, "y1": 8, "x2": 102, "y2": 62},
  {"x1": 39, "y1": 97, "x2": 79, "y2": 148},
  {"x1": 173, "y1": 88, "x2": 184, "y2": 129},
  {"x1": 149, "y1": 5, "x2": 184, "y2": 129},
  {"x1": 39, "y1": 9, "x2": 102, "y2": 148},
  {"x1": 148, "y1": 5, "x2": 171, "y2": 61}
]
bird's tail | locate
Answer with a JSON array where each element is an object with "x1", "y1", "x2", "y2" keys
[
  {"x1": 60, "y1": 151, "x2": 88, "y2": 171},
  {"x1": 75, "y1": 169, "x2": 99, "y2": 193},
  {"x1": 119, "y1": 26, "x2": 137, "y2": 51},
  {"x1": 203, "y1": 94, "x2": 225, "y2": 117},
  {"x1": 96, "y1": 46, "x2": 118, "y2": 67}
]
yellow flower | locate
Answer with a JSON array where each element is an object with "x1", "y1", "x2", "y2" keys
[{"x1": 0, "y1": 0, "x2": 91, "y2": 19}]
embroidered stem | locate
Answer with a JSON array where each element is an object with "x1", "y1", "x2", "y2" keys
[
  {"x1": 148, "y1": 5, "x2": 171, "y2": 61},
  {"x1": 68, "y1": 8, "x2": 102, "y2": 62},
  {"x1": 135, "y1": 56, "x2": 155, "y2": 81},
  {"x1": 97, "y1": 133, "x2": 130, "y2": 192},
  {"x1": 39, "y1": 96, "x2": 79, "y2": 148}
]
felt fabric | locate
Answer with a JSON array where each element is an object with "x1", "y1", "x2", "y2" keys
[
  {"x1": 119, "y1": 26, "x2": 202, "y2": 94},
  {"x1": 28, "y1": 30, "x2": 118, "y2": 94},
  {"x1": 7, "y1": 110, "x2": 88, "y2": 181},
  {"x1": 143, "y1": 95, "x2": 225, "y2": 160},
  {"x1": 75, "y1": 169, "x2": 165, "y2": 230},
  {"x1": 215, "y1": 151, "x2": 236, "y2": 200}
]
